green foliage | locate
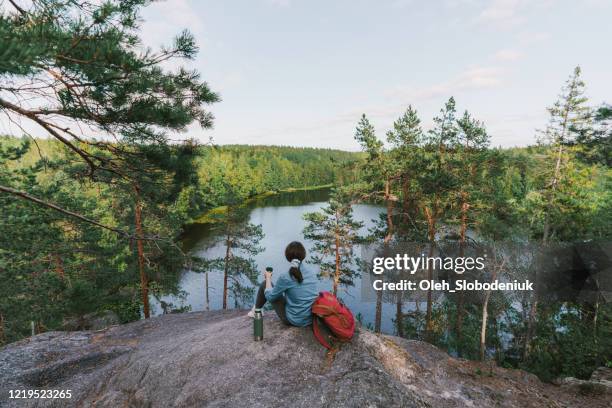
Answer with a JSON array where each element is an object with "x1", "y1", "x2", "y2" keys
[
  {"x1": 303, "y1": 191, "x2": 363, "y2": 293},
  {"x1": 0, "y1": 0, "x2": 218, "y2": 343},
  {"x1": 204, "y1": 206, "x2": 265, "y2": 308},
  {"x1": 526, "y1": 303, "x2": 610, "y2": 381},
  {"x1": 575, "y1": 104, "x2": 612, "y2": 167},
  {"x1": 349, "y1": 67, "x2": 610, "y2": 382},
  {"x1": 196, "y1": 145, "x2": 359, "y2": 210}
]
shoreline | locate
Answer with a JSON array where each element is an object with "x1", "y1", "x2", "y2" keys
[{"x1": 191, "y1": 183, "x2": 333, "y2": 224}]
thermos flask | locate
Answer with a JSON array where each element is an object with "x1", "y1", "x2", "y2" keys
[
  {"x1": 254, "y1": 308, "x2": 263, "y2": 341},
  {"x1": 254, "y1": 267, "x2": 272, "y2": 341}
]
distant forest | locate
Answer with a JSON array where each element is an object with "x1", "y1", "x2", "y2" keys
[{"x1": 195, "y1": 145, "x2": 361, "y2": 211}]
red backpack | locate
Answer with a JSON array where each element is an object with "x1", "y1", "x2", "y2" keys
[{"x1": 311, "y1": 291, "x2": 355, "y2": 349}]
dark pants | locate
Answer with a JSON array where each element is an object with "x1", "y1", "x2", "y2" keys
[{"x1": 255, "y1": 281, "x2": 290, "y2": 325}]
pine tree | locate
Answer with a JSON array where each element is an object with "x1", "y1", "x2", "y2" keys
[
  {"x1": 453, "y1": 109, "x2": 490, "y2": 354},
  {"x1": 420, "y1": 97, "x2": 460, "y2": 339},
  {"x1": 354, "y1": 114, "x2": 399, "y2": 332},
  {"x1": 303, "y1": 192, "x2": 363, "y2": 295},
  {"x1": 0, "y1": 0, "x2": 219, "y2": 322},
  {"x1": 206, "y1": 205, "x2": 264, "y2": 309},
  {"x1": 386, "y1": 106, "x2": 424, "y2": 239},
  {"x1": 385, "y1": 106, "x2": 425, "y2": 335},
  {"x1": 524, "y1": 67, "x2": 591, "y2": 359},
  {"x1": 538, "y1": 66, "x2": 591, "y2": 243}
]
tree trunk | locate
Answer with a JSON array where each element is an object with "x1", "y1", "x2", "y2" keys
[
  {"x1": 401, "y1": 175, "x2": 410, "y2": 231},
  {"x1": 523, "y1": 299, "x2": 538, "y2": 360},
  {"x1": 134, "y1": 187, "x2": 150, "y2": 319},
  {"x1": 424, "y1": 206, "x2": 436, "y2": 340},
  {"x1": 593, "y1": 294, "x2": 599, "y2": 337},
  {"x1": 425, "y1": 243, "x2": 434, "y2": 340},
  {"x1": 396, "y1": 292, "x2": 404, "y2": 337},
  {"x1": 0, "y1": 313, "x2": 4, "y2": 344},
  {"x1": 222, "y1": 234, "x2": 232, "y2": 310},
  {"x1": 54, "y1": 254, "x2": 65, "y2": 280},
  {"x1": 374, "y1": 286, "x2": 383, "y2": 333},
  {"x1": 456, "y1": 193, "x2": 469, "y2": 355},
  {"x1": 480, "y1": 276, "x2": 494, "y2": 360},
  {"x1": 523, "y1": 252, "x2": 541, "y2": 360},
  {"x1": 384, "y1": 178, "x2": 394, "y2": 245},
  {"x1": 205, "y1": 269, "x2": 210, "y2": 311},
  {"x1": 542, "y1": 143, "x2": 564, "y2": 243},
  {"x1": 333, "y1": 211, "x2": 341, "y2": 295}
]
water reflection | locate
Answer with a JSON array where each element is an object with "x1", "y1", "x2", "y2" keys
[{"x1": 152, "y1": 188, "x2": 399, "y2": 333}]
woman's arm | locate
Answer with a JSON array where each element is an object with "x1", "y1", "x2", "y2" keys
[{"x1": 264, "y1": 273, "x2": 291, "y2": 302}]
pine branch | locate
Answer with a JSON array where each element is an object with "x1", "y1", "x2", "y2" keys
[
  {"x1": 0, "y1": 185, "x2": 161, "y2": 241},
  {"x1": 8, "y1": 0, "x2": 26, "y2": 16}
]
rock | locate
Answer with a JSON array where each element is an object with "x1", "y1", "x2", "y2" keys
[
  {"x1": 61, "y1": 310, "x2": 120, "y2": 331},
  {"x1": 590, "y1": 367, "x2": 612, "y2": 382},
  {"x1": 559, "y1": 374, "x2": 612, "y2": 397},
  {"x1": 0, "y1": 310, "x2": 609, "y2": 408}
]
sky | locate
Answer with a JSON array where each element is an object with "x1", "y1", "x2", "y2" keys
[
  {"x1": 2, "y1": 0, "x2": 610, "y2": 151},
  {"x1": 137, "y1": 0, "x2": 610, "y2": 150}
]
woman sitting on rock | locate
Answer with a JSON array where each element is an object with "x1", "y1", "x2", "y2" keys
[{"x1": 248, "y1": 241, "x2": 318, "y2": 326}]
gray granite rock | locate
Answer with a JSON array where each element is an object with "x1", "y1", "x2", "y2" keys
[{"x1": 0, "y1": 311, "x2": 607, "y2": 407}]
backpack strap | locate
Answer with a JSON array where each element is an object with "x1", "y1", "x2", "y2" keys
[{"x1": 312, "y1": 315, "x2": 332, "y2": 350}]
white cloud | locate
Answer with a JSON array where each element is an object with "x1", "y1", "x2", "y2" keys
[
  {"x1": 477, "y1": 0, "x2": 557, "y2": 29},
  {"x1": 140, "y1": 0, "x2": 205, "y2": 49},
  {"x1": 493, "y1": 49, "x2": 524, "y2": 61},
  {"x1": 478, "y1": 0, "x2": 525, "y2": 27},
  {"x1": 387, "y1": 66, "x2": 506, "y2": 102},
  {"x1": 232, "y1": 65, "x2": 508, "y2": 148}
]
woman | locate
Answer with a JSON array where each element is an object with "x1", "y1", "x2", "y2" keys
[{"x1": 248, "y1": 241, "x2": 318, "y2": 326}]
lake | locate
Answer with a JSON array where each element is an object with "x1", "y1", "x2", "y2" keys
[{"x1": 151, "y1": 188, "x2": 401, "y2": 334}]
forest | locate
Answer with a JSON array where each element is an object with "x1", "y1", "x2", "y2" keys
[
  {"x1": 310, "y1": 69, "x2": 611, "y2": 382},
  {"x1": 0, "y1": 0, "x2": 610, "y2": 385}
]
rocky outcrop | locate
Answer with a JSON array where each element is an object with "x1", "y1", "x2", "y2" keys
[
  {"x1": 559, "y1": 367, "x2": 612, "y2": 397},
  {"x1": 61, "y1": 310, "x2": 120, "y2": 331},
  {"x1": 0, "y1": 310, "x2": 608, "y2": 408}
]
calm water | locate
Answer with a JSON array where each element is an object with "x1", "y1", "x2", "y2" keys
[{"x1": 151, "y1": 188, "x2": 400, "y2": 334}]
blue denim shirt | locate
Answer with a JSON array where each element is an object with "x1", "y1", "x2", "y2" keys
[{"x1": 264, "y1": 263, "x2": 318, "y2": 326}]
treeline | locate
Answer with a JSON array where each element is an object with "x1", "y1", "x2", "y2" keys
[
  {"x1": 195, "y1": 145, "x2": 360, "y2": 211},
  {"x1": 306, "y1": 67, "x2": 610, "y2": 381}
]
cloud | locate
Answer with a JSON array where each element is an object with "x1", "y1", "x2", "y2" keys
[
  {"x1": 493, "y1": 49, "x2": 524, "y2": 61},
  {"x1": 387, "y1": 66, "x2": 505, "y2": 102},
  {"x1": 140, "y1": 0, "x2": 205, "y2": 49},
  {"x1": 264, "y1": 0, "x2": 292, "y2": 7},
  {"x1": 477, "y1": 0, "x2": 557, "y2": 29},
  {"x1": 478, "y1": 0, "x2": 525, "y2": 27},
  {"x1": 235, "y1": 65, "x2": 507, "y2": 147}
]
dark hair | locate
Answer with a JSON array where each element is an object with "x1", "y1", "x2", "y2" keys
[{"x1": 285, "y1": 241, "x2": 306, "y2": 283}]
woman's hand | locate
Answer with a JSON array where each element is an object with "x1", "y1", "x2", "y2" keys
[{"x1": 264, "y1": 270, "x2": 273, "y2": 290}]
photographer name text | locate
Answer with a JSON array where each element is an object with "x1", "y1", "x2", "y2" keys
[{"x1": 373, "y1": 279, "x2": 534, "y2": 292}]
